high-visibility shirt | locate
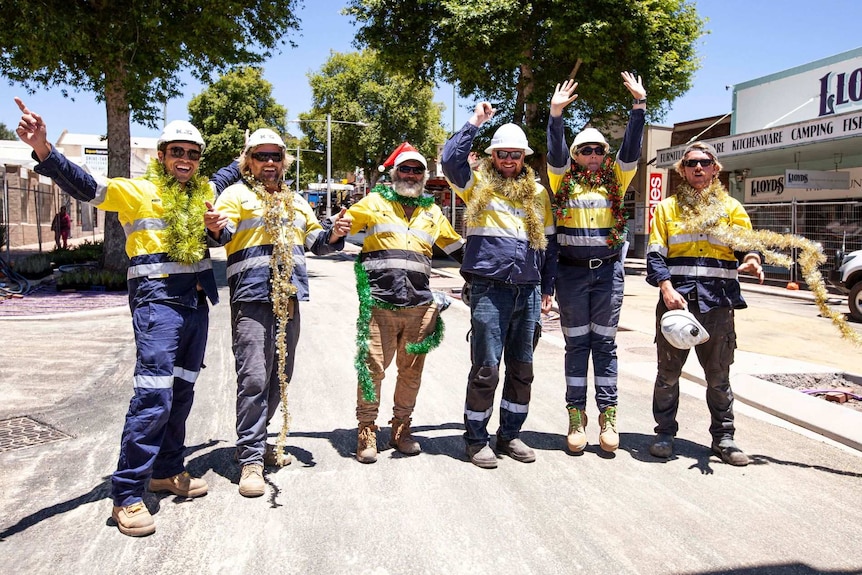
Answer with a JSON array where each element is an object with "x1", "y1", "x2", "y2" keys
[
  {"x1": 33, "y1": 147, "x2": 218, "y2": 310},
  {"x1": 646, "y1": 193, "x2": 753, "y2": 312},
  {"x1": 546, "y1": 110, "x2": 644, "y2": 261},
  {"x1": 347, "y1": 191, "x2": 464, "y2": 307},
  {"x1": 214, "y1": 182, "x2": 339, "y2": 303},
  {"x1": 441, "y1": 122, "x2": 556, "y2": 292}
]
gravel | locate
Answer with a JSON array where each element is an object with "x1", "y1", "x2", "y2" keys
[{"x1": 758, "y1": 372, "x2": 862, "y2": 413}]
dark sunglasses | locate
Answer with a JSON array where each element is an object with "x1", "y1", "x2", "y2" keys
[
  {"x1": 577, "y1": 146, "x2": 606, "y2": 156},
  {"x1": 168, "y1": 146, "x2": 201, "y2": 161},
  {"x1": 251, "y1": 151, "x2": 284, "y2": 162},
  {"x1": 397, "y1": 165, "x2": 425, "y2": 175},
  {"x1": 494, "y1": 150, "x2": 523, "y2": 160},
  {"x1": 683, "y1": 158, "x2": 715, "y2": 168}
]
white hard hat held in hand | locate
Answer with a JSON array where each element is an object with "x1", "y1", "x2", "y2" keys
[{"x1": 660, "y1": 309, "x2": 710, "y2": 350}]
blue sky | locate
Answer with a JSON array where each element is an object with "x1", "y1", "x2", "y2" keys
[{"x1": 2, "y1": 0, "x2": 861, "y2": 140}]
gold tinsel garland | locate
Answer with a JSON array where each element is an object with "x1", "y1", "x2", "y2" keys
[
  {"x1": 464, "y1": 158, "x2": 548, "y2": 251},
  {"x1": 245, "y1": 174, "x2": 298, "y2": 465},
  {"x1": 675, "y1": 180, "x2": 862, "y2": 347},
  {"x1": 144, "y1": 159, "x2": 212, "y2": 265}
]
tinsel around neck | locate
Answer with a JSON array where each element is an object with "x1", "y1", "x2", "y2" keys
[
  {"x1": 371, "y1": 183, "x2": 435, "y2": 208},
  {"x1": 144, "y1": 159, "x2": 211, "y2": 265},
  {"x1": 464, "y1": 157, "x2": 548, "y2": 251},
  {"x1": 555, "y1": 155, "x2": 627, "y2": 249},
  {"x1": 673, "y1": 179, "x2": 862, "y2": 347}
]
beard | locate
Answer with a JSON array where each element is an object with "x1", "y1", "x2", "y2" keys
[{"x1": 392, "y1": 172, "x2": 428, "y2": 198}]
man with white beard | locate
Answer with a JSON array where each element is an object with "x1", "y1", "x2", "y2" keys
[{"x1": 342, "y1": 142, "x2": 465, "y2": 463}]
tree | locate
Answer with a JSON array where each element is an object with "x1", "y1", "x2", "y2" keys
[
  {"x1": 0, "y1": 123, "x2": 16, "y2": 140},
  {"x1": 188, "y1": 67, "x2": 289, "y2": 178},
  {"x1": 300, "y1": 50, "x2": 447, "y2": 187},
  {"x1": 0, "y1": 1, "x2": 301, "y2": 270},
  {"x1": 346, "y1": 0, "x2": 703, "y2": 179}
]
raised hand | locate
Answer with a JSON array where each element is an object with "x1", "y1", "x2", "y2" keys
[
  {"x1": 621, "y1": 71, "x2": 646, "y2": 102},
  {"x1": 14, "y1": 97, "x2": 52, "y2": 160},
  {"x1": 550, "y1": 79, "x2": 579, "y2": 117},
  {"x1": 470, "y1": 102, "x2": 496, "y2": 127}
]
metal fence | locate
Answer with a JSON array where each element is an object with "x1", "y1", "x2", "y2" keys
[{"x1": 746, "y1": 199, "x2": 862, "y2": 284}]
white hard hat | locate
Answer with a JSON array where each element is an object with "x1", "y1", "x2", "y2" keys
[
  {"x1": 570, "y1": 127, "x2": 609, "y2": 159},
  {"x1": 244, "y1": 128, "x2": 286, "y2": 153},
  {"x1": 660, "y1": 309, "x2": 710, "y2": 350},
  {"x1": 485, "y1": 123, "x2": 533, "y2": 156},
  {"x1": 158, "y1": 120, "x2": 205, "y2": 152}
]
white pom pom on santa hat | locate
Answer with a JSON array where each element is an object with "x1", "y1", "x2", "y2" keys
[{"x1": 378, "y1": 141, "x2": 428, "y2": 172}]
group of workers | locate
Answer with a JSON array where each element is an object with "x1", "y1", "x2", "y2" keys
[{"x1": 13, "y1": 69, "x2": 763, "y2": 537}]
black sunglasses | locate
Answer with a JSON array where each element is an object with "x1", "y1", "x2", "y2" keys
[
  {"x1": 683, "y1": 158, "x2": 715, "y2": 168},
  {"x1": 168, "y1": 146, "x2": 201, "y2": 161},
  {"x1": 251, "y1": 151, "x2": 284, "y2": 162},
  {"x1": 397, "y1": 165, "x2": 425, "y2": 175},
  {"x1": 494, "y1": 150, "x2": 523, "y2": 160},
  {"x1": 577, "y1": 146, "x2": 606, "y2": 156}
]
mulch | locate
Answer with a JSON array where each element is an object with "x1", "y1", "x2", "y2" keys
[{"x1": 0, "y1": 281, "x2": 128, "y2": 317}]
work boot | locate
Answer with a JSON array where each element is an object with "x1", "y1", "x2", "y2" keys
[
  {"x1": 356, "y1": 422, "x2": 379, "y2": 464},
  {"x1": 566, "y1": 407, "x2": 588, "y2": 452},
  {"x1": 149, "y1": 471, "x2": 208, "y2": 498},
  {"x1": 649, "y1": 433, "x2": 674, "y2": 459},
  {"x1": 711, "y1": 438, "x2": 751, "y2": 467},
  {"x1": 466, "y1": 443, "x2": 497, "y2": 469},
  {"x1": 598, "y1": 406, "x2": 619, "y2": 452},
  {"x1": 264, "y1": 443, "x2": 293, "y2": 467},
  {"x1": 111, "y1": 501, "x2": 155, "y2": 537},
  {"x1": 389, "y1": 417, "x2": 421, "y2": 455},
  {"x1": 238, "y1": 463, "x2": 265, "y2": 497},
  {"x1": 496, "y1": 434, "x2": 536, "y2": 463}
]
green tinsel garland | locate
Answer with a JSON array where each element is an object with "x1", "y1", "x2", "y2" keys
[
  {"x1": 371, "y1": 183, "x2": 436, "y2": 208},
  {"x1": 144, "y1": 159, "x2": 211, "y2": 264},
  {"x1": 353, "y1": 257, "x2": 446, "y2": 402}
]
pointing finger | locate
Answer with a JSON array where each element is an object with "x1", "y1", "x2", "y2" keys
[{"x1": 205, "y1": 201, "x2": 214, "y2": 211}]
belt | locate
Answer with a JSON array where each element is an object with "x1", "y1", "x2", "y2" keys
[{"x1": 558, "y1": 254, "x2": 620, "y2": 269}]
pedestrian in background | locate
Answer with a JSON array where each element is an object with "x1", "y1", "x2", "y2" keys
[
  {"x1": 442, "y1": 105, "x2": 556, "y2": 469},
  {"x1": 16, "y1": 97, "x2": 217, "y2": 537},
  {"x1": 646, "y1": 141, "x2": 764, "y2": 466},
  {"x1": 51, "y1": 204, "x2": 71, "y2": 249},
  {"x1": 546, "y1": 72, "x2": 646, "y2": 454},
  {"x1": 345, "y1": 142, "x2": 464, "y2": 464},
  {"x1": 207, "y1": 129, "x2": 348, "y2": 497}
]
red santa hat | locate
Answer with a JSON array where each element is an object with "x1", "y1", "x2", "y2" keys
[{"x1": 378, "y1": 141, "x2": 428, "y2": 172}]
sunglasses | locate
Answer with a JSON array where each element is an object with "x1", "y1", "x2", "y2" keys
[
  {"x1": 168, "y1": 146, "x2": 201, "y2": 161},
  {"x1": 397, "y1": 165, "x2": 425, "y2": 175},
  {"x1": 683, "y1": 158, "x2": 715, "y2": 168},
  {"x1": 494, "y1": 150, "x2": 523, "y2": 160},
  {"x1": 251, "y1": 151, "x2": 284, "y2": 162},
  {"x1": 577, "y1": 146, "x2": 606, "y2": 156}
]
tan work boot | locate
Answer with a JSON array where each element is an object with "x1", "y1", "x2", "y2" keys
[
  {"x1": 264, "y1": 443, "x2": 293, "y2": 467},
  {"x1": 389, "y1": 417, "x2": 420, "y2": 455},
  {"x1": 566, "y1": 407, "x2": 588, "y2": 452},
  {"x1": 356, "y1": 422, "x2": 379, "y2": 463},
  {"x1": 149, "y1": 471, "x2": 208, "y2": 498},
  {"x1": 598, "y1": 406, "x2": 619, "y2": 452},
  {"x1": 239, "y1": 463, "x2": 265, "y2": 497},
  {"x1": 111, "y1": 501, "x2": 155, "y2": 537}
]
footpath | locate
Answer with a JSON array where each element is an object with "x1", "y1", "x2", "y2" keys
[{"x1": 2, "y1": 238, "x2": 861, "y2": 454}]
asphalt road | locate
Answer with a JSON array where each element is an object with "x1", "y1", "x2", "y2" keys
[{"x1": 1, "y1": 248, "x2": 861, "y2": 575}]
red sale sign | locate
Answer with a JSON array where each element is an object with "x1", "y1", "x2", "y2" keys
[{"x1": 647, "y1": 173, "x2": 663, "y2": 235}]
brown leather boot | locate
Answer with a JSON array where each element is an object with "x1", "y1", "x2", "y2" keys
[
  {"x1": 356, "y1": 422, "x2": 379, "y2": 463},
  {"x1": 389, "y1": 417, "x2": 421, "y2": 455}
]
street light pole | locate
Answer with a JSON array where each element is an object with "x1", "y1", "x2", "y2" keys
[{"x1": 326, "y1": 113, "x2": 332, "y2": 218}]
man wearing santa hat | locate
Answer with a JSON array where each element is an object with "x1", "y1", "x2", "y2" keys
[
  {"x1": 441, "y1": 105, "x2": 556, "y2": 469},
  {"x1": 344, "y1": 142, "x2": 465, "y2": 464}
]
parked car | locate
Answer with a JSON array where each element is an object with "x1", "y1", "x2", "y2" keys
[{"x1": 829, "y1": 248, "x2": 862, "y2": 321}]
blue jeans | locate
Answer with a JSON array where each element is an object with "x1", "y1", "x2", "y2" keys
[
  {"x1": 555, "y1": 260, "x2": 624, "y2": 411},
  {"x1": 464, "y1": 278, "x2": 541, "y2": 445},
  {"x1": 113, "y1": 301, "x2": 209, "y2": 507}
]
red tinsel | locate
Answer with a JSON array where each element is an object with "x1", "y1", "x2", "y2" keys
[{"x1": 553, "y1": 155, "x2": 628, "y2": 249}]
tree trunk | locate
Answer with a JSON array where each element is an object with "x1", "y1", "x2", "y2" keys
[{"x1": 102, "y1": 68, "x2": 131, "y2": 273}]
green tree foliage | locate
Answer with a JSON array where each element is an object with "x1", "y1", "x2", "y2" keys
[
  {"x1": 346, "y1": 0, "x2": 703, "y2": 164},
  {"x1": 0, "y1": 1, "x2": 301, "y2": 270},
  {"x1": 188, "y1": 67, "x2": 289, "y2": 177},
  {"x1": 301, "y1": 50, "x2": 447, "y2": 186},
  {"x1": 0, "y1": 123, "x2": 16, "y2": 140}
]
